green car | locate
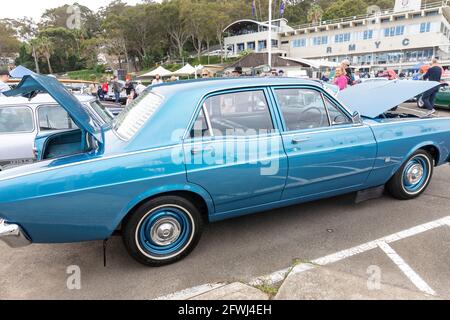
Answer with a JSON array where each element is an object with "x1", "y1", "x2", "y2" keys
[{"x1": 417, "y1": 78, "x2": 450, "y2": 110}]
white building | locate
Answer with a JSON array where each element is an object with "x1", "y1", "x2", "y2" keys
[{"x1": 223, "y1": 0, "x2": 450, "y2": 71}]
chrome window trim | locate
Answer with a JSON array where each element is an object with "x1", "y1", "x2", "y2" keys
[
  {"x1": 203, "y1": 103, "x2": 214, "y2": 138},
  {"x1": 280, "y1": 123, "x2": 365, "y2": 138},
  {"x1": 319, "y1": 91, "x2": 333, "y2": 127}
]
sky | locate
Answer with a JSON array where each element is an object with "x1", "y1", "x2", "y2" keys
[{"x1": 0, "y1": 0, "x2": 157, "y2": 21}]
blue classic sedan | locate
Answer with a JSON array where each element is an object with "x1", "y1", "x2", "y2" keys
[{"x1": 0, "y1": 74, "x2": 449, "y2": 266}]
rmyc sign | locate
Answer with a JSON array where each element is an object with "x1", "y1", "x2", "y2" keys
[{"x1": 326, "y1": 38, "x2": 411, "y2": 53}]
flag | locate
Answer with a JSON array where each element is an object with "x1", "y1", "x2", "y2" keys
[
  {"x1": 252, "y1": 0, "x2": 256, "y2": 17},
  {"x1": 279, "y1": 0, "x2": 286, "y2": 17}
]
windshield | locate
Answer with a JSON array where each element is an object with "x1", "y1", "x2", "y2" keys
[
  {"x1": 113, "y1": 90, "x2": 164, "y2": 140},
  {"x1": 89, "y1": 100, "x2": 114, "y2": 124}
]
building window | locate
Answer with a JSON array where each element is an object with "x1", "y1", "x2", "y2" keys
[
  {"x1": 237, "y1": 43, "x2": 245, "y2": 53},
  {"x1": 335, "y1": 33, "x2": 351, "y2": 43},
  {"x1": 420, "y1": 22, "x2": 431, "y2": 33},
  {"x1": 363, "y1": 30, "x2": 373, "y2": 40},
  {"x1": 425, "y1": 10, "x2": 438, "y2": 16},
  {"x1": 271, "y1": 39, "x2": 278, "y2": 48},
  {"x1": 313, "y1": 36, "x2": 328, "y2": 45},
  {"x1": 247, "y1": 42, "x2": 255, "y2": 51},
  {"x1": 292, "y1": 38, "x2": 306, "y2": 48},
  {"x1": 258, "y1": 40, "x2": 267, "y2": 51},
  {"x1": 384, "y1": 25, "x2": 404, "y2": 37}
]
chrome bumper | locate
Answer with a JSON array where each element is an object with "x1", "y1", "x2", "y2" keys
[{"x1": 0, "y1": 219, "x2": 31, "y2": 248}]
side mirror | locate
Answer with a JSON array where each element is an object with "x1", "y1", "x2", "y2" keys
[{"x1": 352, "y1": 111, "x2": 362, "y2": 124}]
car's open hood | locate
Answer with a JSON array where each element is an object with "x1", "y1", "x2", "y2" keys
[
  {"x1": 3, "y1": 74, "x2": 103, "y2": 143},
  {"x1": 337, "y1": 80, "x2": 441, "y2": 118}
]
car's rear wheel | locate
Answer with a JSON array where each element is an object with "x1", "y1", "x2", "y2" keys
[
  {"x1": 386, "y1": 150, "x2": 434, "y2": 200},
  {"x1": 122, "y1": 196, "x2": 203, "y2": 267}
]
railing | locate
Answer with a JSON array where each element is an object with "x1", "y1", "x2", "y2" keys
[{"x1": 290, "y1": 0, "x2": 448, "y2": 31}]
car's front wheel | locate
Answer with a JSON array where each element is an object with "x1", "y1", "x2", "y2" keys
[
  {"x1": 386, "y1": 150, "x2": 434, "y2": 200},
  {"x1": 122, "y1": 196, "x2": 203, "y2": 267}
]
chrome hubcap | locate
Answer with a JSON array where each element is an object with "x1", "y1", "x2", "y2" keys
[
  {"x1": 406, "y1": 163, "x2": 424, "y2": 185},
  {"x1": 150, "y1": 218, "x2": 181, "y2": 246}
]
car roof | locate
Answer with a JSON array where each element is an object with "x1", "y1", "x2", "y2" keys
[
  {"x1": 0, "y1": 92, "x2": 95, "y2": 106},
  {"x1": 151, "y1": 77, "x2": 319, "y2": 96}
]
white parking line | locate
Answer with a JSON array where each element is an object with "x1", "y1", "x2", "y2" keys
[
  {"x1": 155, "y1": 215, "x2": 450, "y2": 299},
  {"x1": 251, "y1": 215, "x2": 450, "y2": 286},
  {"x1": 377, "y1": 241, "x2": 436, "y2": 296}
]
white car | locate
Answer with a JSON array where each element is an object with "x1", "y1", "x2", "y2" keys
[{"x1": 0, "y1": 93, "x2": 113, "y2": 171}]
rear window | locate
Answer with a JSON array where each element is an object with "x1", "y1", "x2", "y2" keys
[
  {"x1": 0, "y1": 106, "x2": 34, "y2": 133},
  {"x1": 113, "y1": 91, "x2": 163, "y2": 140}
]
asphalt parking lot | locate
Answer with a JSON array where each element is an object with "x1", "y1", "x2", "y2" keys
[{"x1": 1, "y1": 103, "x2": 449, "y2": 300}]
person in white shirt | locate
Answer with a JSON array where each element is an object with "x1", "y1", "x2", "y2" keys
[
  {"x1": 135, "y1": 80, "x2": 147, "y2": 96},
  {"x1": 151, "y1": 74, "x2": 164, "y2": 85},
  {"x1": 0, "y1": 69, "x2": 11, "y2": 94}
]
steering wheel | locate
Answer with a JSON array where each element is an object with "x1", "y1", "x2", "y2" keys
[{"x1": 298, "y1": 106, "x2": 327, "y2": 128}]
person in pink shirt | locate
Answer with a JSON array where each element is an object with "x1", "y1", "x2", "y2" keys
[{"x1": 334, "y1": 67, "x2": 348, "y2": 91}]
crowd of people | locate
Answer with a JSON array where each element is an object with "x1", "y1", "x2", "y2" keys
[
  {"x1": 319, "y1": 58, "x2": 445, "y2": 115},
  {"x1": 90, "y1": 76, "x2": 148, "y2": 106}
]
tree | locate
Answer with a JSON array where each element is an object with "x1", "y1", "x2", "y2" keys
[
  {"x1": 0, "y1": 20, "x2": 21, "y2": 58},
  {"x1": 161, "y1": 0, "x2": 190, "y2": 62},
  {"x1": 307, "y1": 3, "x2": 324, "y2": 23},
  {"x1": 28, "y1": 38, "x2": 41, "y2": 73},
  {"x1": 35, "y1": 36, "x2": 54, "y2": 74},
  {"x1": 322, "y1": 0, "x2": 368, "y2": 21}
]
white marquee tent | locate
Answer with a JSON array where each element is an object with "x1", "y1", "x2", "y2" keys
[
  {"x1": 172, "y1": 64, "x2": 205, "y2": 78},
  {"x1": 139, "y1": 66, "x2": 173, "y2": 78}
]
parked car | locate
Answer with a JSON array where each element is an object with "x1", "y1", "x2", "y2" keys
[
  {"x1": 417, "y1": 77, "x2": 450, "y2": 110},
  {"x1": 0, "y1": 93, "x2": 113, "y2": 171},
  {"x1": 1, "y1": 75, "x2": 449, "y2": 267}
]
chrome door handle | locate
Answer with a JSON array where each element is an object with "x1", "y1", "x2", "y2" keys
[{"x1": 291, "y1": 136, "x2": 310, "y2": 144}]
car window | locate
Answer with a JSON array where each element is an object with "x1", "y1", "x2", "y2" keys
[
  {"x1": 193, "y1": 90, "x2": 274, "y2": 137},
  {"x1": 275, "y1": 88, "x2": 330, "y2": 131},
  {"x1": 38, "y1": 105, "x2": 77, "y2": 131},
  {"x1": 324, "y1": 98, "x2": 351, "y2": 125},
  {"x1": 0, "y1": 106, "x2": 34, "y2": 133}
]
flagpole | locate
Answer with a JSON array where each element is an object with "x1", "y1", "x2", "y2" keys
[{"x1": 268, "y1": 0, "x2": 272, "y2": 68}]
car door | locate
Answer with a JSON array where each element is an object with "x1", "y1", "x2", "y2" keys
[
  {"x1": 0, "y1": 105, "x2": 36, "y2": 170},
  {"x1": 272, "y1": 86, "x2": 377, "y2": 200},
  {"x1": 183, "y1": 88, "x2": 288, "y2": 213}
]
